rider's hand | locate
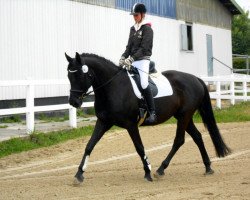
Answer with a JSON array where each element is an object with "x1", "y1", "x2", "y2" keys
[
  {"x1": 123, "y1": 57, "x2": 134, "y2": 70},
  {"x1": 119, "y1": 56, "x2": 125, "y2": 67}
]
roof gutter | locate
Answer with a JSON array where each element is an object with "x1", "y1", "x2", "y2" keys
[
  {"x1": 230, "y1": 0, "x2": 244, "y2": 14},
  {"x1": 219, "y1": 0, "x2": 244, "y2": 15}
]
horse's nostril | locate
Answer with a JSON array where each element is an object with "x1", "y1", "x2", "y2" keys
[{"x1": 68, "y1": 97, "x2": 82, "y2": 108}]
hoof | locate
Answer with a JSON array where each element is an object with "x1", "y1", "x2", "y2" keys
[
  {"x1": 154, "y1": 170, "x2": 165, "y2": 179},
  {"x1": 74, "y1": 170, "x2": 84, "y2": 183},
  {"x1": 144, "y1": 173, "x2": 153, "y2": 182},
  {"x1": 204, "y1": 168, "x2": 214, "y2": 175},
  {"x1": 73, "y1": 177, "x2": 83, "y2": 186}
]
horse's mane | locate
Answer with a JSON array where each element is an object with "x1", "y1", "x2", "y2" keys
[{"x1": 81, "y1": 53, "x2": 118, "y2": 69}]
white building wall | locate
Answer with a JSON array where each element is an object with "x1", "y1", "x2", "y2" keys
[
  {"x1": 177, "y1": 22, "x2": 232, "y2": 76},
  {"x1": 0, "y1": 0, "x2": 232, "y2": 100}
]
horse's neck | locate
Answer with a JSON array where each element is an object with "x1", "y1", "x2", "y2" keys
[{"x1": 87, "y1": 59, "x2": 119, "y2": 90}]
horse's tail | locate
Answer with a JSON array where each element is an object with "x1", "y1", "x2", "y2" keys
[{"x1": 197, "y1": 78, "x2": 231, "y2": 157}]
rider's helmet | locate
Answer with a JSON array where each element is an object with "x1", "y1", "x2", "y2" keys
[{"x1": 130, "y1": 3, "x2": 147, "y2": 15}]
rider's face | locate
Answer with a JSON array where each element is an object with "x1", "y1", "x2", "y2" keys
[{"x1": 133, "y1": 13, "x2": 144, "y2": 23}]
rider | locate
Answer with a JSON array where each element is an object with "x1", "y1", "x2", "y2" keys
[{"x1": 119, "y1": 3, "x2": 156, "y2": 123}]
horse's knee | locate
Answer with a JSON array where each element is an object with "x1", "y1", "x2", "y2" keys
[
  {"x1": 174, "y1": 138, "x2": 185, "y2": 148},
  {"x1": 178, "y1": 138, "x2": 185, "y2": 147},
  {"x1": 192, "y1": 132, "x2": 202, "y2": 141}
]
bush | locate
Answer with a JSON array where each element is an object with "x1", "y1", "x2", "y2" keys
[
  {"x1": 233, "y1": 57, "x2": 249, "y2": 74},
  {"x1": 233, "y1": 57, "x2": 245, "y2": 69}
]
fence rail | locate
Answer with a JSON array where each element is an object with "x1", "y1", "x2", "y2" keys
[
  {"x1": 1, "y1": 75, "x2": 250, "y2": 133},
  {"x1": 200, "y1": 74, "x2": 250, "y2": 108},
  {"x1": 0, "y1": 79, "x2": 94, "y2": 133}
]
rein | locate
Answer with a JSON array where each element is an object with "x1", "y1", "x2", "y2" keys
[{"x1": 70, "y1": 68, "x2": 124, "y2": 100}]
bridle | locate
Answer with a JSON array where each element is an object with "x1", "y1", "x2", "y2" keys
[
  {"x1": 68, "y1": 66, "x2": 124, "y2": 100},
  {"x1": 68, "y1": 68, "x2": 93, "y2": 99}
]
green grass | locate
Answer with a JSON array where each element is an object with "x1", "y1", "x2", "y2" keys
[
  {"x1": 213, "y1": 102, "x2": 250, "y2": 122},
  {"x1": 0, "y1": 125, "x2": 8, "y2": 128},
  {"x1": 77, "y1": 107, "x2": 96, "y2": 118},
  {"x1": 0, "y1": 102, "x2": 249, "y2": 158},
  {"x1": 0, "y1": 126, "x2": 94, "y2": 158},
  {"x1": 38, "y1": 113, "x2": 69, "y2": 122},
  {"x1": 0, "y1": 115, "x2": 22, "y2": 123},
  {"x1": 36, "y1": 108, "x2": 95, "y2": 123},
  {"x1": 165, "y1": 101, "x2": 250, "y2": 124}
]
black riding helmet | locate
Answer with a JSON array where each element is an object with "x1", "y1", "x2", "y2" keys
[{"x1": 130, "y1": 3, "x2": 147, "y2": 15}]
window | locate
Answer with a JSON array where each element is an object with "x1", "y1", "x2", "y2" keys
[{"x1": 181, "y1": 23, "x2": 193, "y2": 51}]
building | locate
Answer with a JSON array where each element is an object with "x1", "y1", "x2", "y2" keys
[{"x1": 0, "y1": 0, "x2": 242, "y2": 105}]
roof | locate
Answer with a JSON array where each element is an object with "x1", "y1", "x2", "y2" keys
[{"x1": 219, "y1": 0, "x2": 244, "y2": 15}]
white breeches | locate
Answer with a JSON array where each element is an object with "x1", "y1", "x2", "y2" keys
[{"x1": 132, "y1": 60, "x2": 150, "y2": 89}]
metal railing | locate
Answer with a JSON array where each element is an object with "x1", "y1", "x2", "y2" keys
[
  {"x1": 232, "y1": 54, "x2": 250, "y2": 75},
  {"x1": 213, "y1": 55, "x2": 250, "y2": 75},
  {"x1": 212, "y1": 57, "x2": 233, "y2": 73}
]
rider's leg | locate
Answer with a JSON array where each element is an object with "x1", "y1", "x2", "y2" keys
[
  {"x1": 132, "y1": 60, "x2": 156, "y2": 123},
  {"x1": 142, "y1": 86, "x2": 156, "y2": 123}
]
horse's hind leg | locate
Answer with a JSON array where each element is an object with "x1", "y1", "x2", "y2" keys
[
  {"x1": 74, "y1": 119, "x2": 112, "y2": 184},
  {"x1": 127, "y1": 125, "x2": 153, "y2": 182},
  {"x1": 155, "y1": 115, "x2": 188, "y2": 177},
  {"x1": 186, "y1": 120, "x2": 214, "y2": 175}
]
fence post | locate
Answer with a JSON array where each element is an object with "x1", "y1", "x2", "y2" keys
[
  {"x1": 26, "y1": 80, "x2": 35, "y2": 133},
  {"x1": 243, "y1": 76, "x2": 247, "y2": 101},
  {"x1": 246, "y1": 55, "x2": 249, "y2": 75},
  {"x1": 230, "y1": 74, "x2": 235, "y2": 105},
  {"x1": 216, "y1": 80, "x2": 221, "y2": 109},
  {"x1": 69, "y1": 107, "x2": 77, "y2": 128}
]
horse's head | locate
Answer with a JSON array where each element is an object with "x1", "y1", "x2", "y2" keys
[{"x1": 65, "y1": 52, "x2": 93, "y2": 108}]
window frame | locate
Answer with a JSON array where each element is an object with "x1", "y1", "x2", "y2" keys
[{"x1": 180, "y1": 23, "x2": 194, "y2": 52}]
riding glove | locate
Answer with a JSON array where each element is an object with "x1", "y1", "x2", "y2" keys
[
  {"x1": 123, "y1": 57, "x2": 134, "y2": 70},
  {"x1": 119, "y1": 56, "x2": 125, "y2": 67}
]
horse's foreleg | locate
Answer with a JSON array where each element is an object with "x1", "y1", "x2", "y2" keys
[
  {"x1": 127, "y1": 125, "x2": 153, "y2": 182},
  {"x1": 186, "y1": 120, "x2": 214, "y2": 175},
  {"x1": 155, "y1": 117, "x2": 187, "y2": 178},
  {"x1": 74, "y1": 119, "x2": 112, "y2": 184}
]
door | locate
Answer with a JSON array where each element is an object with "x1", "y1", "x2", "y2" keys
[{"x1": 206, "y1": 34, "x2": 213, "y2": 76}]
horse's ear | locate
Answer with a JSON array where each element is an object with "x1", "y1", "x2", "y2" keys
[
  {"x1": 65, "y1": 53, "x2": 73, "y2": 63},
  {"x1": 75, "y1": 52, "x2": 85, "y2": 65}
]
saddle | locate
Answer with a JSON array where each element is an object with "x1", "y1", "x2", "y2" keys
[
  {"x1": 126, "y1": 61, "x2": 173, "y2": 125},
  {"x1": 128, "y1": 62, "x2": 158, "y2": 97}
]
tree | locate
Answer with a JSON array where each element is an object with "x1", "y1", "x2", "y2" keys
[{"x1": 232, "y1": 10, "x2": 250, "y2": 55}]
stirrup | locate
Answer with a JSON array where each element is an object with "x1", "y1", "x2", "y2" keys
[{"x1": 144, "y1": 112, "x2": 157, "y2": 123}]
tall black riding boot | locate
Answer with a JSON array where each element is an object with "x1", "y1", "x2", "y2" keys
[{"x1": 143, "y1": 86, "x2": 157, "y2": 123}]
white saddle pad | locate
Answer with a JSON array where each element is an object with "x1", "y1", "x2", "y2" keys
[{"x1": 127, "y1": 71, "x2": 173, "y2": 99}]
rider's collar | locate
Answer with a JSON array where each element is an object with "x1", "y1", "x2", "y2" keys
[{"x1": 134, "y1": 18, "x2": 151, "y2": 31}]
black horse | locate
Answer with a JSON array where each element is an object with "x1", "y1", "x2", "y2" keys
[{"x1": 65, "y1": 52, "x2": 230, "y2": 183}]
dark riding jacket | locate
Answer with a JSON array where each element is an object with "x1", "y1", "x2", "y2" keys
[{"x1": 122, "y1": 23, "x2": 153, "y2": 61}]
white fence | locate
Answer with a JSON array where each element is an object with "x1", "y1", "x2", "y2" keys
[
  {"x1": 201, "y1": 74, "x2": 250, "y2": 109},
  {"x1": 0, "y1": 74, "x2": 250, "y2": 133},
  {"x1": 0, "y1": 80, "x2": 94, "y2": 133}
]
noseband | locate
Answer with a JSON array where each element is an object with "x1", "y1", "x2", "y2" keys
[{"x1": 68, "y1": 67, "x2": 123, "y2": 100}]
